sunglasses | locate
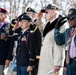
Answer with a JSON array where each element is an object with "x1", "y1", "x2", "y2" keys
[{"x1": 67, "y1": 17, "x2": 76, "y2": 20}]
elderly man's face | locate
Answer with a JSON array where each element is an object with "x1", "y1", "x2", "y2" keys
[
  {"x1": 68, "y1": 17, "x2": 76, "y2": 28},
  {"x1": 45, "y1": 9, "x2": 55, "y2": 21}
]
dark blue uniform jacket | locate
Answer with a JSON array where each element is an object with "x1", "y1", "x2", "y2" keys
[
  {"x1": 12, "y1": 29, "x2": 36, "y2": 66},
  {"x1": 0, "y1": 22, "x2": 14, "y2": 65}
]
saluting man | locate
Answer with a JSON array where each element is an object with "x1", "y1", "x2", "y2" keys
[
  {"x1": 37, "y1": 4, "x2": 65, "y2": 75},
  {"x1": 54, "y1": 8, "x2": 76, "y2": 75},
  {"x1": 26, "y1": 7, "x2": 42, "y2": 75}
]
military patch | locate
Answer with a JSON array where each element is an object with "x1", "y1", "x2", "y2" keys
[
  {"x1": 52, "y1": 6, "x2": 56, "y2": 10},
  {"x1": 28, "y1": 8, "x2": 31, "y2": 11},
  {"x1": 68, "y1": 10, "x2": 73, "y2": 15},
  {"x1": 5, "y1": 25, "x2": 10, "y2": 34},
  {"x1": 21, "y1": 37, "x2": 27, "y2": 41}
]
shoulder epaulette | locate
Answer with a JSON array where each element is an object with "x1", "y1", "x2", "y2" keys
[
  {"x1": 11, "y1": 24, "x2": 15, "y2": 27},
  {"x1": 34, "y1": 25, "x2": 38, "y2": 32}
]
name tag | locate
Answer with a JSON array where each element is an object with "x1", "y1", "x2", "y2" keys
[{"x1": 21, "y1": 37, "x2": 27, "y2": 41}]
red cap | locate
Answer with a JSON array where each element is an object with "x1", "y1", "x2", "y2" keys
[{"x1": 0, "y1": 8, "x2": 8, "y2": 15}]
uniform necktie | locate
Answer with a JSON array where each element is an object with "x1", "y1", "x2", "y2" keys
[
  {"x1": 0, "y1": 22, "x2": 4, "y2": 28},
  {"x1": 66, "y1": 28, "x2": 76, "y2": 64}
]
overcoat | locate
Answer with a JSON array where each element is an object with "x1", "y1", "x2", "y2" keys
[{"x1": 37, "y1": 19, "x2": 65, "y2": 75}]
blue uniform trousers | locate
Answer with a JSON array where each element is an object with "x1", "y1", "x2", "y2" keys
[
  {"x1": 17, "y1": 66, "x2": 29, "y2": 75},
  {"x1": 66, "y1": 58, "x2": 76, "y2": 75}
]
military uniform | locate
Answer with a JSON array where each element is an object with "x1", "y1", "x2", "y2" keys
[
  {"x1": 11, "y1": 28, "x2": 36, "y2": 75},
  {"x1": 0, "y1": 22, "x2": 14, "y2": 75},
  {"x1": 11, "y1": 14, "x2": 36, "y2": 75},
  {"x1": 0, "y1": 22, "x2": 14, "y2": 64},
  {"x1": 14, "y1": 29, "x2": 35, "y2": 66},
  {"x1": 26, "y1": 7, "x2": 42, "y2": 75},
  {"x1": 0, "y1": 8, "x2": 14, "y2": 75},
  {"x1": 11, "y1": 13, "x2": 41, "y2": 75},
  {"x1": 12, "y1": 24, "x2": 41, "y2": 75},
  {"x1": 30, "y1": 24, "x2": 41, "y2": 75}
]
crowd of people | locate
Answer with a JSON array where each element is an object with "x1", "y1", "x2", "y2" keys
[{"x1": 0, "y1": 3, "x2": 76, "y2": 75}]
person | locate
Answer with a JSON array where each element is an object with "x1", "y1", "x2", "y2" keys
[
  {"x1": 54, "y1": 8, "x2": 76, "y2": 75},
  {"x1": 0, "y1": 8, "x2": 14, "y2": 75},
  {"x1": 12, "y1": 10, "x2": 41, "y2": 75},
  {"x1": 37, "y1": 4, "x2": 65, "y2": 75},
  {"x1": 26, "y1": 7, "x2": 43, "y2": 32},
  {"x1": 12, "y1": 14, "x2": 36, "y2": 75},
  {"x1": 26, "y1": 7, "x2": 42, "y2": 75}
]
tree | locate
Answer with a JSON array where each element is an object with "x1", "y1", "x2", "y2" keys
[{"x1": 0, "y1": 0, "x2": 76, "y2": 20}]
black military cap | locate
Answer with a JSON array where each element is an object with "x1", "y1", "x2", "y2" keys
[
  {"x1": 20, "y1": 14, "x2": 32, "y2": 22},
  {"x1": 16, "y1": 12, "x2": 26, "y2": 21},
  {"x1": 41, "y1": 4, "x2": 59, "y2": 13},
  {"x1": 26, "y1": 7, "x2": 36, "y2": 13},
  {"x1": 66, "y1": 8, "x2": 76, "y2": 18}
]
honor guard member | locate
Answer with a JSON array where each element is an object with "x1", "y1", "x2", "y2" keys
[
  {"x1": 26, "y1": 7, "x2": 42, "y2": 75},
  {"x1": 12, "y1": 12, "x2": 41, "y2": 75},
  {"x1": 26, "y1": 7, "x2": 43, "y2": 32},
  {"x1": 0, "y1": 8, "x2": 14, "y2": 75},
  {"x1": 12, "y1": 14, "x2": 36, "y2": 75}
]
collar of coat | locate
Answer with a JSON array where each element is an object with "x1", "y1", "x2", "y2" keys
[{"x1": 43, "y1": 18, "x2": 58, "y2": 37}]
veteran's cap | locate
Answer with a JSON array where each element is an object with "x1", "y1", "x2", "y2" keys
[
  {"x1": 66, "y1": 8, "x2": 76, "y2": 18},
  {"x1": 41, "y1": 4, "x2": 59, "y2": 13},
  {"x1": 26, "y1": 7, "x2": 36, "y2": 13}
]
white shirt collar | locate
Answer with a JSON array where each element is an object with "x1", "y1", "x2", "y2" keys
[{"x1": 22, "y1": 28, "x2": 29, "y2": 34}]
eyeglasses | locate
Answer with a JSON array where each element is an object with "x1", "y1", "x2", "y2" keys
[{"x1": 67, "y1": 17, "x2": 76, "y2": 20}]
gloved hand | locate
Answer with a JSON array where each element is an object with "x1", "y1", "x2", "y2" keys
[{"x1": 55, "y1": 17, "x2": 67, "y2": 29}]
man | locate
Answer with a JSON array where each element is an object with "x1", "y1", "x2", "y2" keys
[
  {"x1": 26, "y1": 7, "x2": 42, "y2": 75},
  {"x1": 37, "y1": 4, "x2": 65, "y2": 75},
  {"x1": 12, "y1": 14, "x2": 36, "y2": 75},
  {"x1": 26, "y1": 7, "x2": 36, "y2": 18},
  {"x1": 26, "y1": 7, "x2": 43, "y2": 32},
  {"x1": 0, "y1": 8, "x2": 14, "y2": 75},
  {"x1": 54, "y1": 8, "x2": 76, "y2": 75}
]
